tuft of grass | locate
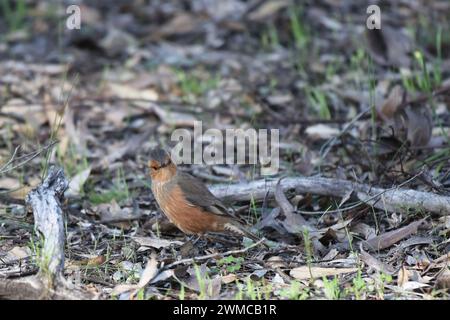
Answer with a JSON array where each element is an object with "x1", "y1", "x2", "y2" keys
[
  {"x1": 279, "y1": 281, "x2": 309, "y2": 300},
  {"x1": 289, "y1": 6, "x2": 308, "y2": 50},
  {"x1": 178, "y1": 284, "x2": 185, "y2": 300},
  {"x1": 322, "y1": 276, "x2": 341, "y2": 300},
  {"x1": 193, "y1": 264, "x2": 211, "y2": 300},
  {"x1": 0, "y1": 0, "x2": 27, "y2": 33},
  {"x1": 56, "y1": 142, "x2": 89, "y2": 178},
  {"x1": 89, "y1": 168, "x2": 130, "y2": 205},
  {"x1": 216, "y1": 255, "x2": 244, "y2": 273},
  {"x1": 374, "y1": 272, "x2": 392, "y2": 299},
  {"x1": 345, "y1": 270, "x2": 367, "y2": 300},
  {"x1": 306, "y1": 88, "x2": 331, "y2": 120},
  {"x1": 367, "y1": 53, "x2": 377, "y2": 141},
  {"x1": 402, "y1": 50, "x2": 441, "y2": 94},
  {"x1": 302, "y1": 228, "x2": 316, "y2": 287},
  {"x1": 261, "y1": 22, "x2": 280, "y2": 50},
  {"x1": 235, "y1": 278, "x2": 272, "y2": 300},
  {"x1": 289, "y1": 6, "x2": 310, "y2": 73},
  {"x1": 175, "y1": 69, "x2": 220, "y2": 102}
]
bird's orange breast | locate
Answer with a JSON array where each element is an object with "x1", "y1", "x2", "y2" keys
[{"x1": 152, "y1": 182, "x2": 227, "y2": 235}]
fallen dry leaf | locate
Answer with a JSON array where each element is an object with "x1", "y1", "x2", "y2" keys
[
  {"x1": 365, "y1": 26, "x2": 411, "y2": 67},
  {"x1": 135, "y1": 255, "x2": 158, "y2": 289},
  {"x1": 359, "y1": 249, "x2": 395, "y2": 274},
  {"x1": 435, "y1": 268, "x2": 450, "y2": 290},
  {"x1": 305, "y1": 124, "x2": 340, "y2": 140},
  {"x1": 178, "y1": 264, "x2": 222, "y2": 299},
  {"x1": 290, "y1": 266, "x2": 358, "y2": 280},
  {"x1": 8, "y1": 246, "x2": 31, "y2": 260},
  {"x1": 221, "y1": 273, "x2": 237, "y2": 284},
  {"x1": 275, "y1": 179, "x2": 308, "y2": 234},
  {"x1": 248, "y1": 0, "x2": 289, "y2": 21},
  {"x1": 133, "y1": 236, "x2": 183, "y2": 249},
  {"x1": 378, "y1": 85, "x2": 404, "y2": 120},
  {"x1": 108, "y1": 83, "x2": 158, "y2": 101},
  {"x1": 363, "y1": 219, "x2": 425, "y2": 251},
  {"x1": 157, "y1": 13, "x2": 202, "y2": 37},
  {"x1": 401, "y1": 281, "x2": 429, "y2": 291},
  {"x1": 66, "y1": 166, "x2": 91, "y2": 197},
  {"x1": 398, "y1": 266, "x2": 410, "y2": 287},
  {"x1": 112, "y1": 254, "x2": 159, "y2": 300},
  {"x1": 394, "y1": 104, "x2": 433, "y2": 147},
  {"x1": 0, "y1": 177, "x2": 21, "y2": 190}
]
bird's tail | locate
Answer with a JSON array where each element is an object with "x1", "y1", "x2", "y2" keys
[{"x1": 224, "y1": 221, "x2": 268, "y2": 248}]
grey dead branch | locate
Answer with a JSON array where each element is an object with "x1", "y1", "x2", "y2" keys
[
  {"x1": 0, "y1": 166, "x2": 93, "y2": 300},
  {"x1": 210, "y1": 176, "x2": 450, "y2": 216}
]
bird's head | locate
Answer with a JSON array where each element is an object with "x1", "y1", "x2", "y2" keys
[{"x1": 148, "y1": 148, "x2": 176, "y2": 181}]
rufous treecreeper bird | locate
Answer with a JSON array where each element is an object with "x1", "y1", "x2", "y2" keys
[{"x1": 148, "y1": 148, "x2": 262, "y2": 244}]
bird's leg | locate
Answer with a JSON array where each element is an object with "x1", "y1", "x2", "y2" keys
[{"x1": 190, "y1": 234, "x2": 202, "y2": 245}]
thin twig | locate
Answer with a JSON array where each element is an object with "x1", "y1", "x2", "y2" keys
[
  {"x1": 320, "y1": 107, "x2": 371, "y2": 160},
  {"x1": 0, "y1": 146, "x2": 20, "y2": 173},
  {"x1": 163, "y1": 239, "x2": 265, "y2": 270},
  {"x1": 0, "y1": 141, "x2": 58, "y2": 175}
]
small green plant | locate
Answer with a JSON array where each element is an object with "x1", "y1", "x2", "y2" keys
[
  {"x1": 350, "y1": 48, "x2": 366, "y2": 71},
  {"x1": 346, "y1": 271, "x2": 367, "y2": 300},
  {"x1": 0, "y1": 0, "x2": 27, "y2": 33},
  {"x1": 28, "y1": 234, "x2": 54, "y2": 283},
  {"x1": 28, "y1": 235, "x2": 43, "y2": 266},
  {"x1": 236, "y1": 278, "x2": 272, "y2": 300},
  {"x1": 56, "y1": 143, "x2": 89, "y2": 178},
  {"x1": 178, "y1": 284, "x2": 185, "y2": 300},
  {"x1": 306, "y1": 88, "x2": 331, "y2": 120},
  {"x1": 289, "y1": 6, "x2": 310, "y2": 74},
  {"x1": 401, "y1": 70, "x2": 417, "y2": 93},
  {"x1": 249, "y1": 196, "x2": 259, "y2": 223},
  {"x1": 414, "y1": 51, "x2": 432, "y2": 93},
  {"x1": 261, "y1": 22, "x2": 280, "y2": 50},
  {"x1": 367, "y1": 54, "x2": 377, "y2": 141},
  {"x1": 374, "y1": 272, "x2": 393, "y2": 299},
  {"x1": 193, "y1": 264, "x2": 212, "y2": 300},
  {"x1": 217, "y1": 255, "x2": 244, "y2": 273},
  {"x1": 402, "y1": 50, "x2": 441, "y2": 94},
  {"x1": 322, "y1": 276, "x2": 341, "y2": 300},
  {"x1": 176, "y1": 69, "x2": 220, "y2": 102},
  {"x1": 136, "y1": 288, "x2": 145, "y2": 300},
  {"x1": 289, "y1": 6, "x2": 308, "y2": 49},
  {"x1": 89, "y1": 168, "x2": 130, "y2": 204},
  {"x1": 279, "y1": 281, "x2": 309, "y2": 300}
]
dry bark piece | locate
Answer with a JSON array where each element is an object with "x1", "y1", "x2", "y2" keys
[
  {"x1": 362, "y1": 219, "x2": 425, "y2": 251},
  {"x1": 0, "y1": 166, "x2": 93, "y2": 300},
  {"x1": 290, "y1": 266, "x2": 358, "y2": 280}
]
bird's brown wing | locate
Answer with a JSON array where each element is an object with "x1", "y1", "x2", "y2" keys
[
  {"x1": 176, "y1": 171, "x2": 265, "y2": 245},
  {"x1": 176, "y1": 171, "x2": 234, "y2": 218}
]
